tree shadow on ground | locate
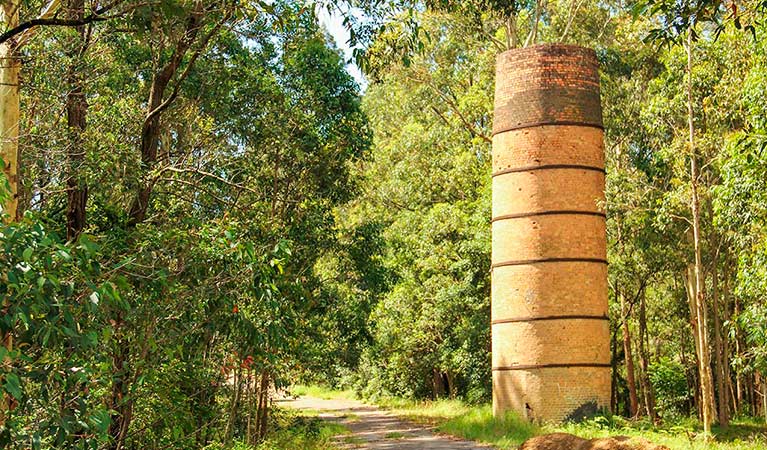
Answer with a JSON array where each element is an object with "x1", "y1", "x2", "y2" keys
[{"x1": 712, "y1": 422, "x2": 767, "y2": 443}]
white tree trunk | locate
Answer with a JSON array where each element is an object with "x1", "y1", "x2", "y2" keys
[
  {"x1": 686, "y1": 27, "x2": 716, "y2": 435},
  {"x1": 0, "y1": 0, "x2": 20, "y2": 222}
]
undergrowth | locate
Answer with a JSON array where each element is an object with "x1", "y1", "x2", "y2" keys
[{"x1": 203, "y1": 408, "x2": 347, "y2": 450}]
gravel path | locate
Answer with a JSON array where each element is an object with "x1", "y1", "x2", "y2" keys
[{"x1": 277, "y1": 396, "x2": 494, "y2": 450}]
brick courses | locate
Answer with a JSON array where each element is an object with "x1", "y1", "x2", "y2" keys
[{"x1": 491, "y1": 44, "x2": 610, "y2": 423}]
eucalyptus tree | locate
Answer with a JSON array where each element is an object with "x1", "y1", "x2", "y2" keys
[{"x1": 0, "y1": 2, "x2": 372, "y2": 448}]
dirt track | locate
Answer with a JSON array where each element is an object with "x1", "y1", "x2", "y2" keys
[{"x1": 277, "y1": 396, "x2": 493, "y2": 449}]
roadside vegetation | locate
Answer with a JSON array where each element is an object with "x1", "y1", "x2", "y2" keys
[
  {"x1": 291, "y1": 385, "x2": 767, "y2": 450},
  {"x1": 204, "y1": 410, "x2": 348, "y2": 450}
]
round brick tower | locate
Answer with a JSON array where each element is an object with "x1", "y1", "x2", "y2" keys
[{"x1": 491, "y1": 44, "x2": 610, "y2": 423}]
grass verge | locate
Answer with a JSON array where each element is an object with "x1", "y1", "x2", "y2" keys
[
  {"x1": 373, "y1": 398, "x2": 538, "y2": 448},
  {"x1": 556, "y1": 415, "x2": 767, "y2": 450},
  {"x1": 291, "y1": 385, "x2": 767, "y2": 449},
  {"x1": 202, "y1": 409, "x2": 349, "y2": 450},
  {"x1": 255, "y1": 418, "x2": 348, "y2": 450}
]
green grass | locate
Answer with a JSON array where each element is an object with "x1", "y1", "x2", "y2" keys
[
  {"x1": 377, "y1": 397, "x2": 474, "y2": 424},
  {"x1": 253, "y1": 419, "x2": 347, "y2": 450},
  {"x1": 384, "y1": 431, "x2": 406, "y2": 439},
  {"x1": 340, "y1": 434, "x2": 364, "y2": 447},
  {"x1": 290, "y1": 384, "x2": 357, "y2": 401},
  {"x1": 440, "y1": 404, "x2": 540, "y2": 448},
  {"x1": 202, "y1": 418, "x2": 347, "y2": 450},
  {"x1": 372, "y1": 398, "x2": 538, "y2": 448},
  {"x1": 293, "y1": 385, "x2": 767, "y2": 449},
  {"x1": 215, "y1": 409, "x2": 351, "y2": 450},
  {"x1": 556, "y1": 415, "x2": 767, "y2": 450}
]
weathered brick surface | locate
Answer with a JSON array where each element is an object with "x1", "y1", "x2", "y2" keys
[
  {"x1": 492, "y1": 367, "x2": 611, "y2": 422},
  {"x1": 493, "y1": 45, "x2": 602, "y2": 135},
  {"x1": 492, "y1": 215, "x2": 606, "y2": 263},
  {"x1": 491, "y1": 263, "x2": 608, "y2": 320},
  {"x1": 491, "y1": 44, "x2": 609, "y2": 423},
  {"x1": 492, "y1": 320, "x2": 610, "y2": 367},
  {"x1": 491, "y1": 170, "x2": 604, "y2": 218},
  {"x1": 492, "y1": 126, "x2": 604, "y2": 173}
]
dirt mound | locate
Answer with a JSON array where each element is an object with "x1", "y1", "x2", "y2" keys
[{"x1": 519, "y1": 433, "x2": 670, "y2": 450}]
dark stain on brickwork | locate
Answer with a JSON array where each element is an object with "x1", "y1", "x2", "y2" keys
[
  {"x1": 493, "y1": 44, "x2": 603, "y2": 135},
  {"x1": 563, "y1": 401, "x2": 601, "y2": 423}
]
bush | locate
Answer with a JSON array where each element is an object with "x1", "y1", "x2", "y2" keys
[{"x1": 650, "y1": 357, "x2": 692, "y2": 418}]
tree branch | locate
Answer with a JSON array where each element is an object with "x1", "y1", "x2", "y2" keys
[
  {"x1": 1, "y1": 0, "x2": 128, "y2": 46},
  {"x1": 144, "y1": 11, "x2": 230, "y2": 123},
  {"x1": 428, "y1": 84, "x2": 491, "y2": 144}
]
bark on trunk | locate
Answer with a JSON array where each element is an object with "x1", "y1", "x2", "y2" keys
[
  {"x1": 711, "y1": 256, "x2": 729, "y2": 426},
  {"x1": 128, "y1": 4, "x2": 205, "y2": 225},
  {"x1": 0, "y1": 1, "x2": 20, "y2": 222},
  {"x1": 621, "y1": 290, "x2": 639, "y2": 417},
  {"x1": 734, "y1": 289, "x2": 744, "y2": 413},
  {"x1": 66, "y1": 0, "x2": 88, "y2": 240},
  {"x1": 723, "y1": 263, "x2": 737, "y2": 415},
  {"x1": 638, "y1": 288, "x2": 657, "y2": 420},
  {"x1": 0, "y1": 2, "x2": 20, "y2": 428},
  {"x1": 225, "y1": 364, "x2": 243, "y2": 441},
  {"x1": 759, "y1": 373, "x2": 767, "y2": 423},
  {"x1": 108, "y1": 341, "x2": 132, "y2": 450},
  {"x1": 611, "y1": 322, "x2": 619, "y2": 414},
  {"x1": 686, "y1": 29, "x2": 717, "y2": 432},
  {"x1": 256, "y1": 371, "x2": 270, "y2": 442},
  {"x1": 432, "y1": 368, "x2": 446, "y2": 399}
]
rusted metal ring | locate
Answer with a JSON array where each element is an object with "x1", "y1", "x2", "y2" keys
[
  {"x1": 491, "y1": 315, "x2": 609, "y2": 325},
  {"x1": 491, "y1": 211, "x2": 606, "y2": 223},
  {"x1": 492, "y1": 120, "x2": 604, "y2": 137},
  {"x1": 491, "y1": 258, "x2": 608, "y2": 269},
  {"x1": 492, "y1": 363, "x2": 611, "y2": 371},
  {"x1": 492, "y1": 164, "x2": 605, "y2": 178}
]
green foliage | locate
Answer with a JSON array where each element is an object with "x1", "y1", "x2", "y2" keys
[
  {"x1": 4, "y1": 2, "x2": 370, "y2": 448},
  {"x1": 201, "y1": 410, "x2": 347, "y2": 450},
  {"x1": 254, "y1": 412, "x2": 347, "y2": 450},
  {"x1": 439, "y1": 406, "x2": 539, "y2": 448},
  {"x1": 333, "y1": 11, "x2": 493, "y2": 402},
  {"x1": 650, "y1": 358, "x2": 693, "y2": 417},
  {"x1": 0, "y1": 219, "x2": 114, "y2": 448}
]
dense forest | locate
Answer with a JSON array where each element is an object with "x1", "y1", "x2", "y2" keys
[{"x1": 2, "y1": 0, "x2": 767, "y2": 449}]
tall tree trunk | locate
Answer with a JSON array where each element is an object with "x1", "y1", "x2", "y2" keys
[
  {"x1": 686, "y1": 28, "x2": 717, "y2": 433},
  {"x1": 108, "y1": 339, "x2": 131, "y2": 450},
  {"x1": 256, "y1": 370, "x2": 270, "y2": 442},
  {"x1": 225, "y1": 363, "x2": 242, "y2": 441},
  {"x1": 685, "y1": 266, "x2": 703, "y2": 419},
  {"x1": 611, "y1": 322, "x2": 619, "y2": 414},
  {"x1": 0, "y1": 1, "x2": 19, "y2": 222},
  {"x1": 128, "y1": 3, "x2": 205, "y2": 225},
  {"x1": 246, "y1": 369, "x2": 253, "y2": 444},
  {"x1": 637, "y1": 288, "x2": 657, "y2": 420},
  {"x1": 723, "y1": 262, "x2": 737, "y2": 415},
  {"x1": 759, "y1": 373, "x2": 767, "y2": 423},
  {"x1": 711, "y1": 254, "x2": 729, "y2": 426},
  {"x1": 432, "y1": 367, "x2": 445, "y2": 399},
  {"x1": 621, "y1": 290, "x2": 639, "y2": 417},
  {"x1": 126, "y1": 2, "x2": 230, "y2": 226},
  {"x1": 0, "y1": 1, "x2": 20, "y2": 429},
  {"x1": 753, "y1": 376, "x2": 758, "y2": 418},
  {"x1": 66, "y1": 0, "x2": 88, "y2": 240},
  {"x1": 734, "y1": 289, "x2": 744, "y2": 414}
]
